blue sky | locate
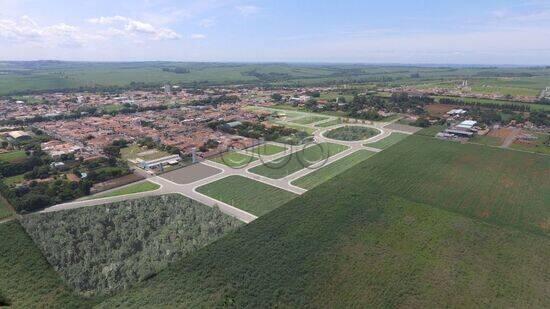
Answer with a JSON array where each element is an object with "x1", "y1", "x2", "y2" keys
[{"x1": 1, "y1": 0, "x2": 549, "y2": 64}]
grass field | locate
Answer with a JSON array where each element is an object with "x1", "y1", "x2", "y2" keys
[
  {"x1": 415, "y1": 125, "x2": 447, "y2": 137},
  {"x1": 196, "y1": 176, "x2": 297, "y2": 216},
  {"x1": 85, "y1": 181, "x2": 160, "y2": 200},
  {"x1": 0, "y1": 221, "x2": 96, "y2": 307},
  {"x1": 290, "y1": 116, "x2": 329, "y2": 125},
  {"x1": 247, "y1": 144, "x2": 287, "y2": 156},
  {"x1": 102, "y1": 136, "x2": 550, "y2": 307},
  {"x1": 249, "y1": 143, "x2": 349, "y2": 179},
  {"x1": 315, "y1": 118, "x2": 342, "y2": 128},
  {"x1": 120, "y1": 144, "x2": 171, "y2": 161},
  {"x1": 365, "y1": 132, "x2": 410, "y2": 149},
  {"x1": 0, "y1": 197, "x2": 14, "y2": 220},
  {"x1": 210, "y1": 152, "x2": 258, "y2": 168},
  {"x1": 0, "y1": 150, "x2": 26, "y2": 162},
  {"x1": 273, "y1": 121, "x2": 316, "y2": 135},
  {"x1": 2, "y1": 174, "x2": 25, "y2": 186},
  {"x1": 292, "y1": 150, "x2": 376, "y2": 190},
  {"x1": 434, "y1": 95, "x2": 550, "y2": 111}
]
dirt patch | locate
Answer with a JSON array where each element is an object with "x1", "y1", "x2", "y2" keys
[
  {"x1": 161, "y1": 163, "x2": 222, "y2": 184},
  {"x1": 487, "y1": 128, "x2": 518, "y2": 139},
  {"x1": 426, "y1": 104, "x2": 458, "y2": 117}
]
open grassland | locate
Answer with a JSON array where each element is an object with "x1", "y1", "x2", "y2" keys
[
  {"x1": 0, "y1": 221, "x2": 97, "y2": 308},
  {"x1": 365, "y1": 132, "x2": 409, "y2": 149},
  {"x1": 249, "y1": 142, "x2": 349, "y2": 179},
  {"x1": 290, "y1": 116, "x2": 329, "y2": 125},
  {"x1": 196, "y1": 175, "x2": 297, "y2": 216},
  {"x1": 292, "y1": 150, "x2": 376, "y2": 190},
  {"x1": 272, "y1": 121, "x2": 316, "y2": 135},
  {"x1": 121, "y1": 144, "x2": 171, "y2": 161},
  {"x1": 0, "y1": 150, "x2": 27, "y2": 162},
  {"x1": 2, "y1": 174, "x2": 24, "y2": 186},
  {"x1": 85, "y1": 181, "x2": 160, "y2": 200},
  {"x1": 101, "y1": 136, "x2": 550, "y2": 308},
  {"x1": 210, "y1": 152, "x2": 258, "y2": 168},
  {"x1": 20, "y1": 195, "x2": 242, "y2": 296},
  {"x1": 248, "y1": 143, "x2": 287, "y2": 156}
]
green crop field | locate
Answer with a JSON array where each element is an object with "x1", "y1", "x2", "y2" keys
[
  {"x1": 196, "y1": 176, "x2": 297, "y2": 216},
  {"x1": 248, "y1": 144, "x2": 287, "y2": 156},
  {"x1": 0, "y1": 221, "x2": 96, "y2": 308},
  {"x1": 0, "y1": 151, "x2": 27, "y2": 162},
  {"x1": 290, "y1": 116, "x2": 329, "y2": 125},
  {"x1": 101, "y1": 136, "x2": 550, "y2": 308},
  {"x1": 365, "y1": 132, "x2": 410, "y2": 149},
  {"x1": 292, "y1": 150, "x2": 376, "y2": 190},
  {"x1": 434, "y1": 96, "x2": 550, "y2": 111},
  {"x1": 210, "y1": 152, "x2": 258, "y2": 168},
  {"x1": 85, "y1": 181, "x2": 160, "y2": 200},
  {"x1": 249, "y1": 142, "x2": 348, "y2": 179}
]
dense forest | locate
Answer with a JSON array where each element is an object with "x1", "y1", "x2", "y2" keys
[{"x1": 20, "y1": 195, "x2": 243, "y2": 295}]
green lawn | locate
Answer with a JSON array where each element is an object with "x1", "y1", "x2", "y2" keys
[
  {"x1": 196, "y1": 176, "x2": 297, "y2": 216},
  {"x1": 102, "y1": 136, "x2": 550, "y2": 308},
  {"x1": 2, "y1": 174, "x2": 25, "y2": 186},
  {"x1": 315, "y1": 118, "x2": 342, "y2": 128},
  {"x1": 247, "y1": 144, "x2": 287, "y2": 156},
  {"x1": 0, "y1": 221, "x2": 97, "y2": 308},
  {"x1": 273, "y1": 122, "x2": 316, "y2": 135},
  {"x1": 210, "y1": 152, "x2": 258, "y2": 168},
  {"x1": 365, "y1": 132, "x2": 410, "y2": 149},
  {"x1": 291, "y1": 116, "x2": 329, "y2": 125},
  {"x1": 0, "y1": 150, "x2": 27, "y2": 162},
  {"x1": 470, "y1": 135, "x2": 504, "y2": 147},
  {"x1": 85, "y1": 181, "x2": 160, "y2": 200},
  {"x1": 292, "y1": 150, "x2": 376, "y2": 190},
  {"x1": 249, "y1": 143, "x2": 349, "y2": 179}
]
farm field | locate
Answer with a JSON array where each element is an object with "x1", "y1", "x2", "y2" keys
[
  {"x1": 85, "y1": 181, "x2": 160, "y2": 200},
  {"x1": 365, "y1": 132, "x2": 409, "y2": 149},
  {"x1": 292, "y1": 150, "x2": 376, "y2": 190},
  {"x1": 248, "y1": 143, "x2": 287, "y2": 156},
  {"x1": 290, "y1": 116, "x2": 329, "y2": 125},
  {"x1": 196, "y1": 175, "x2": 297, "y2": 216},
  {"x1": 434, "y1": 95, "x2": 550, "y2": 111},
  {"x1": 210, "y1": 152, "x2": 257, "y2": 168},
  {"x1": 249, "y1": 142, "x2": 349, "y2": 179},
  {"x1": 0, "y1": 221, "x2": 96, "y2": 308},
  {"x1": 102, "y1": 136, "x2": 550, "y2": 308},
  {"x1": 0, "y1": 150, "x2": 27, "y2": 162}
]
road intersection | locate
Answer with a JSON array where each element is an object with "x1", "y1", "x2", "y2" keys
[{"x1": 43, "y1": 111, "x2": 414, "y2": 223}]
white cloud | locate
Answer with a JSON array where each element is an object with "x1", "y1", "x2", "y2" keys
[
  {"x1": 190, "y1": 33, "x2": 206, "y2": 39},
  {"x1": 0, "y1": 16, "x2": 85, "y2": 47},
  {"x1": 199, "y1": 18, "x2": 216, "y2": 28},
  {"x1": 88, "y1": 15, "x2": 181, "y2": 40},
  {"x1": 236, "y1": 5, "x2": 260, "y2": 16}
]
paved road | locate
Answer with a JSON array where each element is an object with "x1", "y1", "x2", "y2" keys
[{"x1": 42, "y1": 114, "x2": 412, "y2": 224}]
